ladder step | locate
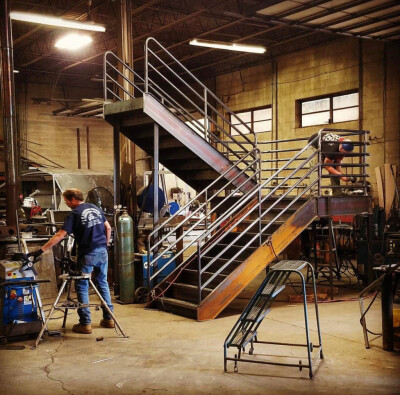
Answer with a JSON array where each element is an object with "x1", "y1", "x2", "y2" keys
[
  {"x1": 260, "y1": 284, "x2": 285, "y2": 298},
  {"x1": 230, "y1": 329, "x2": 258, "y2": 348},
  {"x1": 272, "y1": 260, "x2": 308, "y2": 272},
  {"x1": 244, "y1": 307, "x2": 271, "y2": 323}
]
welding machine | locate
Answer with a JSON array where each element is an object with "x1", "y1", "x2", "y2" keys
[{"x1": 0, "y1": 253, "x2": 48, "y2": 341}]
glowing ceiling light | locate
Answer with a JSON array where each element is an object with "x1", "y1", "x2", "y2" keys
[
  {"x1": 189, "y1": 39, "x2": 266, "y2": 54},
  {"x1": 55, "y1": 33, "x2": 93, "y2": 50},
  {"x1": 10, "y1": 11, "x2": 106, "y2": 32}
]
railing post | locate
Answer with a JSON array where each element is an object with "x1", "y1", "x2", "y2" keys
[
  {"x1": 197, "y1": 242, "x2": 202, "y2": 305},
  {"x1": 205, "y1": 189, "x2": 208, "y2": 231},
  {"x1": 318, "y1": 133, "x2": 322, "y2": 197},
  {"x1": 145, "y1": 39, "x2": 149, "y2": 93},
  {"x1": 103, "y1": 53, "x2": 107, "y2": 101},
  {"x1": 362, "y1": 130, "x2": 368, "y2": 195},
  {"x1": 258, "y1": 188, "x2": 262, "y2": 247},
  {"x1": 204, "y1": 88, "x2": 208, "y2": 142}
]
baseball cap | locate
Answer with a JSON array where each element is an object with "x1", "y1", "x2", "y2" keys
[{"x1": 341, "y1": 139, "x2": 354, "y2": 152}]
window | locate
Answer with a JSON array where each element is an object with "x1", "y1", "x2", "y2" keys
[
  {"x1": 185, "y1": 118, "x2": 207, "y2": 136},
  {"x1": 230, "y1": 106, "x2": 272, "y2": 135},
  {"x1": 298, "y1": 91, "x2": 359, "y2": 127}
]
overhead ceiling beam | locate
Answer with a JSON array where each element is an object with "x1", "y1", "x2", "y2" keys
[
  {"x1": 243, "y1": 0, "x2": 283, "y2": 17},
  {"x1": 380, "y1": 29, "x2": 400, "y2": 39},
  {"x1": 272, "y1": 0, "x2": 332, "y2": 19},
  {"x1": 359, "y1": 20, "x2": 400, "y2": 36},
  {"x1": 332, "y1": 9, "x2": 400, "y2": 32},
  {"x1": 297, "y1": 0, "x2": 372, "y2": 24},
  {"x1": 315, "y1": 1, "x2": 400, "y2": 28},
  {"x1": 131, "y1": 0, "x2": 161, "y2": 16}
]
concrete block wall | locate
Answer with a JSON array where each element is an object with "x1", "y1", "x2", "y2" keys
[
  {"x1": 215, "y1": 38, "x2": 400, "y2": 203},
  {"x1": 22, "y1": 82, "x2": 114, "y2": 172}
]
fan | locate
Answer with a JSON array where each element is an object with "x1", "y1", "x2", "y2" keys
[{"x1": 86, "y1": 187, "x2": 114, "y2": 215}]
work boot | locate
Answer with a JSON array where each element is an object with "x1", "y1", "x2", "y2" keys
[
  {"x1": 72, "y1": 323, "x2": 92, "y2": 334},
  {"x1": 100, "y1": 319, "x2": 115, "y2": 328}
]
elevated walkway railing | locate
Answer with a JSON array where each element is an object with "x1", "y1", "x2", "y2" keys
[
  {"x1": 146, "y1": 148, "x2": 260, "y2": 288},
  {"x1": 148, "y1": 129, "x2": 370, "y2": 304},
  {"x1": 258, "y1": 128, "x2": 369, "y2": 196}
]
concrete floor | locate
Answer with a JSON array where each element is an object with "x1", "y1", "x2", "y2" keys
[{"x1": 1, "y1": 290, "x2": 399, "y2": 394}]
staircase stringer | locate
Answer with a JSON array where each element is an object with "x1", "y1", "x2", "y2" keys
[{"x1": 197, "y1": 198, "x2": 318, "y2": 321}]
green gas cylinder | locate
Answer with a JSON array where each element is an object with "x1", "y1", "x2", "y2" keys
[{"x1": 117, "y1": 209, "x2": 135, "y2": 303}]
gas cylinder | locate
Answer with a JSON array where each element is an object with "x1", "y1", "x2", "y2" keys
[{"x1": 117, "y1": 209, "x2": 135, "y2": 303}]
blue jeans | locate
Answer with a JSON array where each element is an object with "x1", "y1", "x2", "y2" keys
[{"x1": 75, "y1": 247, "x2": 113, "y2": 325}]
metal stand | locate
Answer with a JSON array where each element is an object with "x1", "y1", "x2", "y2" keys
[
  {"x1": 224, "y1": 260, "x2": 323, "y2": 379},
  {"x1": 33, "y1": 273, "x2": 128, "y2": 348},
  {"x1": 313, "y1": 218, "x2": 340, "y2": 299}
]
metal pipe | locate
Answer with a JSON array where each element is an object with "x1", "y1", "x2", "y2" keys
[
  {"x1": 1, "y1": 0, "x2": 19, "y2": 227},
  {"x1": 86, "y1": 126, "x2": 90, "y2": 169},
  {"x1": 76, "y1": 128, "x2": 81, "y2": 169},
  {"x1": 113, "y1": 122, "x2": 121, "y2": 293}
]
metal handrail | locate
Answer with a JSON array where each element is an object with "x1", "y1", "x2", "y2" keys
[
  {"x1": 147, "y1": 149, "x2": 260, "y2": 282},
  {"x1": 103, "y1": 51, "x2": 144, "y2": 101},
  {"x1": 144, "y1": 38, "x2": 257, "y2": 159}
]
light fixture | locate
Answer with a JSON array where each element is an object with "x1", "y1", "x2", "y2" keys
[
  {"x1": 10, "y1": 11, "x2": 106, "y2": 32},
  {"x1": 13, "y1": 70, "x2": 19, "y2": 73},
  {"x1": 189, "y1": 39, "x2": 266, "y2": 54},
  {"x1": 55, "y1": 33, "x2": 92, "y2": 50}
]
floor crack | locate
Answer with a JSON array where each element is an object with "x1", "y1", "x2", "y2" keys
[{"x1": 42, "y1": 338, "x2": 72, "y2": 394}]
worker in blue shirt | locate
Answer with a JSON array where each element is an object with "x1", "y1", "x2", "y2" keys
[{"x1": 28, "y1": 188, "x2": 114, "y2": 334}]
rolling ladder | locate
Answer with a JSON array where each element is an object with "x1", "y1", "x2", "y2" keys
[{"x1": 223, "y1": 260, "x2": 323, "y2": 379}]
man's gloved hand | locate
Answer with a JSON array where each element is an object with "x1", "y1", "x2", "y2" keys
[
  {"x1": 348, "y1": 176, "x2": 357, "y2": 183},
  {"x1": 27, "y1": 248, "x2": 44, "y2": 260}
]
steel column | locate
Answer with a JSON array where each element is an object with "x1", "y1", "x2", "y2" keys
[
  {"x1": 113, "y1": 122, "x2": 121, "y2": 293},
  {"x1": 0, "y1": 0, "x2": 19, "y2": 227}
]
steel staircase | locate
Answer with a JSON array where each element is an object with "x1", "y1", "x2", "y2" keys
[{"x1": 103, "y1": 38, "x2": 371, "y2": 321}]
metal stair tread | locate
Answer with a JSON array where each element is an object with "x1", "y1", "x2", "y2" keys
[
  {"x1": 216, "y1": 243, "x2": 257, "y2": 250},
  {"x1": 168, "y1": 282, "x2": 213, "y2": 293},
  {"x1": 183, "y1": 268, "x2": 228, "y2": 279},
  {"x1": 201, "y1": 256, "x2": 243, "y2": 263},
  {"x1": 158, "y1": 297, "x2": 198, "y2": 310}
]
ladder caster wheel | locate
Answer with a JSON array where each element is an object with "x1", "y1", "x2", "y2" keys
[
  {"x1": 299, "y1": 360, "x2": 302, "y2": 371},
  {"x1": 249, "y1": 348, "x2": 254, "y2": 355},
  {"x1": 0, "y1": 336, "x2": 7, "y2": 345},
  {"x1": 234, "y1": 354, "x2": 238, "y2": 373},
  {"x1": 309, "y1": 372, "x2": 313, "y2": 379},
  {"x1": 309, "y1": 343, "x2": 313, "y2": 352},
  {"x1": 95, "y1": 306, "x2": 100, "y2": 311},
  {"x1": 320, "y1": 350, "x2": 324, "y2": 359}
]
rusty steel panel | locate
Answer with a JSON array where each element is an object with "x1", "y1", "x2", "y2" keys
[
  {"x1": 198, "y1": 198, "x2": 318, "y2": 321},
  {"x1": 317, "y1": 196, "x2": 372, "y2": 217}
]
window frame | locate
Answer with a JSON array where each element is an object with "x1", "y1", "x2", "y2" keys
[
  {"x1": 297, "y1": 90, "x2": 359, "y2": 128},
  {"x1": 230, "y1": 105, "x2": 272, "y2": 135}
]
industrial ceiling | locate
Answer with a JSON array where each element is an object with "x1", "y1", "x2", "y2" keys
[{"x1": 9, "y1": 0, "x2": 400, "y2": 92}]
